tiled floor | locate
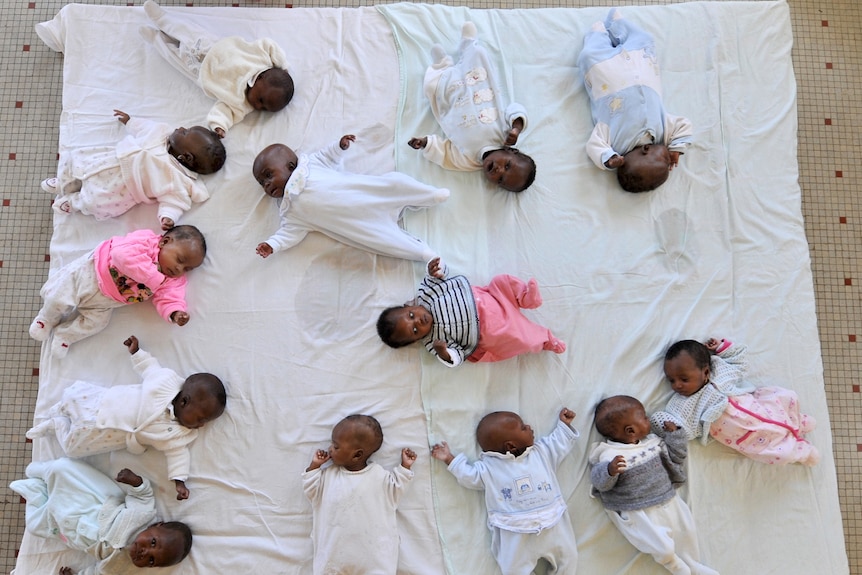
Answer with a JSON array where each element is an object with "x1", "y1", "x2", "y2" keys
[{"x1": 0, "y1": 0, "x2": 858, "y2": 573}]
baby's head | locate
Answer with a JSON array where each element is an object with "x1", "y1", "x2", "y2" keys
[
  {"x1": 329, "y1": 414, "x2": 384, "y2": 471},
  {"x1": 481, "y1": 147, "x2": 536, "y2": 193},
  {"x1": 594, "y1": 395, "x2": 651, "y2": 444},
  {"x1": 253, "y1": 143, "x2": 299, "y2": 199},
  {"x1": 663, "y1": 339, "x2": 711, "y2": 397},
  {"x1": 376, "y1": 305, "x2": 433, "y2": 348},
  {"x1": 476, "y1": 411, "x2": 534, "y2": 456},
  {"x1": 128, "y1": 521, "x2": 192, "y2": 568},
  {"x1": 246, "y1": 67, "x2": 295, "y2": 112},
  {"x1": 173, "y1": 372, "x2": 227, "y2": 429},
  {"x1": 168, "y1": 126, "x2": 226, "y2": 175},
  {"x1": 617, "y1": 143, "x2": 672, "y2": 193},
  {"x1": 157, "y1": 225, "x2": 206, "y2": 279}
]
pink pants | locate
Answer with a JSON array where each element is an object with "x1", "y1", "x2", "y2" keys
[
  {"x1": 709, "y1": 386, "x2": 819, "y2": 466},
  {"x1": 467, "y1": 275, "x2": 562, "y2": 363}
]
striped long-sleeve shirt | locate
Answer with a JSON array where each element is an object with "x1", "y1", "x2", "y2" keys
[{"x1": 416, "y1": 263, "x2": 479, "y2": 367}]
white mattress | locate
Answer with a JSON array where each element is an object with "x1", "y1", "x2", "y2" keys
[{"x1": 17, "y1": 2, "x2": 848, "y2": 574}]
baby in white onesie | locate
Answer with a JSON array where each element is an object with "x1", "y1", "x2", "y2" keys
[
  {"x1": 26, "y1": 335, "x2": 227, "y2": 501},
  {"x1": 302, "y1": 414, "x2": 417, "y2": 575}
]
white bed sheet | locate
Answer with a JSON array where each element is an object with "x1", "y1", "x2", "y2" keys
[{"x1": 16, "y1": 2, "x2": 849, "y2": 575}]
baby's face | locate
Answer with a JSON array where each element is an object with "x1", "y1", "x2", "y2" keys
[
  {"x1": 482, "y1": 149, "x2": 531, "y2": 192},
  {"x1": 246, "y1": 78, "x2": 287, "y2": 112},
  {"x1": 328, "y1": 423, "x2": 364, "y2": 469},
  {"x1": 174, "y1": 386, "x2": 222, "y2": 429},
  {"x1": 664, "y1": 351, "x2": 710, "y2": 397},
  {"x1": 500, "y1": 414, "x2": 534, "y2": 454},
  {"x1": 157, "y1": 237, "x2": 205, "y2": 279},
  {"x1": 128, "y1": 523, "x2": 184, "y2": 568},
  {"x1": 253, "y1": 145, "x2": 298, "y2": 198},
  {"x1": 388, "y1": 305, "x2": 433, "y2": 345}
]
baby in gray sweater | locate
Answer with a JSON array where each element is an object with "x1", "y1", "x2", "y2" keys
[{"x1": 588, "y1": 395, "x2": 718, "y2": 575}]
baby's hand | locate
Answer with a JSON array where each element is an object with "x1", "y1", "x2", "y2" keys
[
  {"x1": 256, "y1": 242, "x2": 274, "y2": 258},
  {"x1": 608, "y1": 455, "x2": 626, "y2": 476},
  {"x1": 124, "y1": 335, "x2": 140, "y2": 354},
  {"x1": 705, "y1": 338, "x2": 721, "y2": 352},
  {"x1": 171, "y1": 311, "x2": 190, "y2": 326},
  {"x1": 175, "y1": 480, "x2": 189, "y2": 501},
  {"x1": 160, "y1": 217, "x2": 175, "y2": 231},
  {"x1": 116, "y1": 468, "x2": 143, "y2": 487},
  {"x1": 113, "y1": 109, "x2": 130, "y2": 124},
  {"x1": 59, "y1": 567, "x2": 74, "y2": 575},
  {"x1": 401, "y1": 448, "x2": 417, "y2": 469},
  {"x1": 605, "y1": 155, "x2": 625, "y2": 169},
  {"x1": 214, "y1": 127, "x2": 226, "y2": 139},
  {"x1": 427, "y1": 257, "x2": 444, "y2": 278},
  {"x1": 432, "y1": 341, "x2": 452, "y2": 363},
  {"x1": 431, "y1": 441, "x2": 454, "y2": 465},
  {"x1": 504, "y1": 117, "x2": 524, "y2": 147},
  {"x1": 340, "y1": 134, "x2": 356, "y2": 150},
  {"x1": 669, "y1": 150, "x2": 681, "y2": 170},
  {"x1": 408, "y1": 137, "x2": 428, "y2": 150},
  {"x1": 663, "y1": 421, "x2": 679, "y2": 433},
  {"x1": 559, "y1": 407, "x2": 576, "y2": 426},
  {"x1": 307, "y1": 449, "x2": 331, "y2": 471}
]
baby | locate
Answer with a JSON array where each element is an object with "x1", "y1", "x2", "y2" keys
[
  {"x1": 42, "y1": 109, "x2": 224, "y2": 230},
  {"x1": 589, "y1": 395, "x2": 718, "y2": 575},
  {"x1": 431, "y1": 408, "x2": 579, "y2": 575},
  {"x1": 651, "y1": 338, "x2": 819, "y2": 466},
  {"x1": 577, "y1": 10, "x2": 693, "y2": 192},
  {"x1": 141, "y1": 0, "x2": 293, "y2": 138},
  {"x1": 27, "y1": 335, "x2": 226, "y2": 500},
  {"x1": 10, "y1": 458, "x2": 192, "y2": 575},
  {"x1": 29, "y1": 225, "x2": 206, "y2": 357},
  {"x1": 377, "y1": 257, "x2": 565, "y2": 367},
  {"x1": 303, "y1": 414, "x2": 417, "y2": 575},
  {"x1": 408, "y1": 21, "x2": 536, "y2": 193},
  {"x1": 253, "y1": 134, "x2": 448, "y2": 262}
]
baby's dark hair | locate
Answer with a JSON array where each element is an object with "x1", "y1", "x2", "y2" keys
[
  {"x1": 594, "y1": 395, "x2": 642, "y2": 439},
  {"x1": 376, "y1": 306, "x2": 409, "y2": 348},
  {"x1": 343, "y1": 414, "x2": 384, "y2": 455},
  {"x1": 159, "y1": 521, "x2": 193, "y2": 564},
  {"x1": 259, "y1": 67, "x2": 295, "y2": 111},
  {"x1": 164, "y1": 225, "x2": 207, "y2": 257},
  {"x1": 185, "y1": 373, "x2": 227, "y2": 412},
  {"x1": 616, "y1": 160, "x2": 668, "y2": 193},
  {"x1": 665, "y1": 339, "x2": 711, "y2": 369},
  {"x1": 178, "y1": 128, "x2": 225, "y2": 175}
]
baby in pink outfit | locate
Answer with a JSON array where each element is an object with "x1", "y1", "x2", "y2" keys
[{"x1": 29, "y1": 225, "x2": 206, "y2": 357}]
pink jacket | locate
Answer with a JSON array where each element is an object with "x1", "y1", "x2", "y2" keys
[{"x1": 93, "y1": 229, "x2": 187, "y2": 321}]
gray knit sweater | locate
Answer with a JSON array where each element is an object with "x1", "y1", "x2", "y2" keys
[{"x1": 588, "y1": 429, "x2": 687, "y2": 512}]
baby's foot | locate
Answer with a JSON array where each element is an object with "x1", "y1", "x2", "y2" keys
[
  {"x1": 800, "y1": 444, "x2": 820, "y2": 467},
  {"x1": 40, "y1": 178, "x2": 59, "y2": 194},
  {"x1": 29, "y1": 317, "x2": 51, "y2": 341},
  {"x1": 430, "y1": 44, "x2": 450, "y2": 68},
  {"x1": 26, "y1": 420, "x2": 55, "y2": 440},
  {"x1": 591, "y1": 21, "x2": 607, "y2": 33},
  {"x1": 610, "y1": 8, "x2": 623, "y2": 21},
  {"x1": 52, "y1": 198, "x2": 72, "y2": 215},
  {"x1": 51, "y1": 338, "x2": 70, "y2": 358},
  {"x1": 461, "y1": 21, "x2": 478, "y2": 40},
  {"x1": 143, "y1": 0, "x2": 167, "y2": 23},
  {"x1": 799, "y1": 414, "x2": 817, "y2": 434},
  {"x1": 543, "y1": 337, "x2": 566, "y2": 354},
  {"x1": 518, "y1": 278, "x2": 543, "y2": 309}
]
